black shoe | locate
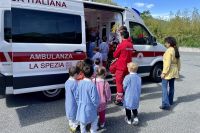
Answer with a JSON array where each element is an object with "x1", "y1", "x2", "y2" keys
[
  {"x1": 114, "y1": 101, "x2": 123, "y2": 106},
  {"x1": 159, "y1": 106, "x2": 170, "y2": 110},
  {"x1": 170, "y1": 101, "x2": 175, "y2": 105}
]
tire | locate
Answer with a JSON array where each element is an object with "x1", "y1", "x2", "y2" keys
[
  {"x1": 38, "y1": 88, "x2": 64, "y2": 101},
  {"x1": 0, "y1": 74, "x2": 6, "y2": 95},
  {"x1": 151, "y1": 63, "x2": 163, "y2": 83}
]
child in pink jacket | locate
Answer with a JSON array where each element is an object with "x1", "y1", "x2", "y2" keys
[{"x1": 93, "y1": 67, "x2": 111, "y2": 128}]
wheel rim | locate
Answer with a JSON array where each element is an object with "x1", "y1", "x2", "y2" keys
[
  {"x1": 42, "y1": 89, "x2": 62, "y2": 98},
  {"x1": 156, "y1": 68, "x2": 162, "y2": 78}
]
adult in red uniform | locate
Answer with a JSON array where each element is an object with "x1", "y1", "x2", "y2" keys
[
  {"x1": 113, "y1": 31, "x2": 133, "y2": 105},
  {"x1": 118, "y1": 26, "x2": 133, "y2": 43}
]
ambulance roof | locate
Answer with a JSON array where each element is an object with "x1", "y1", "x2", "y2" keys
[{"x1": 82, "y1": 0, "x2": 125, "y2": 12}]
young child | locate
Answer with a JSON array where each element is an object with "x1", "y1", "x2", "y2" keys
[
  {"x1": 92, "y1": 47, "x2": 103, "y2": 65},
  {"x1": 123, "y1": 62, "x2": 141, "y2": 125},
  {"x1": 88, "y1": 37, "x2": 96, "y2": 59},
  {"x1": 93, "y1": 67, "x2": 111, "y2": 128},
  {"x1": 76, "y1": 65, "x2": 99, "y2": 133},
  {"x1": 93, "y1": 58, "x2": 101, "y2": 75},
  {"x1": 76, "y1": 61, "x2": 85, "y2": 81},
  {"x1": 99, "y1": 36, "x2": 109, "y2": 67},
  {"x1": 65, "y1": 66, "x2": 79, "y2": 132}
]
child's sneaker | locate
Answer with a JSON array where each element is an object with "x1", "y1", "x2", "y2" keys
[
  {"x1": 124, "y1": 117, "x2": 131, "y2": 125},
  {"x1": 132, "y1": 117, "x2": 139, "y2": 125},
  {"x1": 100, "y1": 123, "x2": 105, "y2": 128},
  {"x1": 69, "y1": 127, "x2": 76, "y2": 133}
]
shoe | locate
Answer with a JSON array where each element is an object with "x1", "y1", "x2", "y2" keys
[
  {"x1": 170, "y1": 101, "x2": 175, "y2": 105},
  {"x1": 114, "y1": 101, "x2": 123, "y2": 106},
  {"x1": 132, "y1": 117, "x2": 139, "y2": 125},
  {"x1": 100, "y1": 123, "x2": 105, "y2": 128},
  {"x1": 159, "y1": 106, "x2": 170, "y2": 110},
  {"x1": 124, "y1": 117, "x2": 132, "y2": 125},
  {"x1": 69, "y1": 127, "x2": 76, "y2": 133}
]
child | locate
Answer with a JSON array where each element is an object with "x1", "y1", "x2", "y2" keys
[
  {"x1": 93, "y1": 58, "x2": 101, "y2": 75},
  {"x1": 76, "y1": 65, "x2": 99, "y2": 133},
  {"x1": 76, "y1": 61, "x2": 85, "y2": 81},
  {"x1": 88, "y1": 37, "x2": 96, "y2": 59},
  {"x1": 93, "y1": 67, "x2": 111, "y2": 128},
  {"x1": 65, "y1": 66, "x2": 79, "y2": 132},
  {"x1": 123, "y1": 62, "x2": 141, "y2": 125},
  {"x1": 99, "y1": 36, "x2": 109, "y2": 67},
  {"x1": 92, "y1": 47, "x2": 103, "y2": 65}
]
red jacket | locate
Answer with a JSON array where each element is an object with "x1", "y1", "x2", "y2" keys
[{"x1": 113, "y1": 39, "x2": 133, "y2": 71}]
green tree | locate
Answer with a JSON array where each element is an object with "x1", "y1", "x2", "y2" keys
[{"x1": 142, "y1": 9, "x2": 200, "y2": 48}]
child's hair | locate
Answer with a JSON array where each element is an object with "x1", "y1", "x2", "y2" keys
[
  {"x1": 69, "y1": 66, "x2": 79, "y2": 77},
  {"x1": 127, "y1": 62, "x2": 138, "y2": 72},
  {"x1": 84, "y1": 58, "x2": 94, "y2": 67},
  {"x1": 95, "y1": 58, "x2": 100, "y2": 65},
  {"x1": 118, "y1": 25, "x2": 127, "y2": 32},
  {"x1": 94, "y1": 47, "x2": 100, "y2": 52},
  {"x1": 76, "y1": 61, "x2": 84, "y2": 72},
  {"x1": 83, "y1": 65, "x2": 94, "y2": 78},
  {"x1": 120, "y1": 31, "x2": 129, "y2": 39},
  {"x1": 96, "y1": 67, "x2": 106, "y2": 78},
  {"x1": 164, "y1": 36, "x2": 180, "y2": 59},
  {"x1": 102, "y1": 36, "x2": 107, "y2": 42}
]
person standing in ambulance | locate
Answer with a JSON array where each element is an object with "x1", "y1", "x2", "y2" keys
[{"x1": 113, "y1": 30, "x2": 133, "y2": 105}]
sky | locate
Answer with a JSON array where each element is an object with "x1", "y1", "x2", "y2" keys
[{"x1": 114, "y1": 0, "x2": 200, "y2": 19}]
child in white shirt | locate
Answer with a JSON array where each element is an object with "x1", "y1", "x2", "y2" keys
[
  {"x1": 92, "y1": 47, "x2": 103, "y2": 65},
  {"x1": 99, "y1": 36, "x2": 109, "y2": 67}
]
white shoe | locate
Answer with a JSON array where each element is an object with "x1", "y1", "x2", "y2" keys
[
  {"x1": 69, "y1": 127, "x2": 76, "y2": 133},
  {"x1": 124, "y1": 117, "x2": 132, "y2": 125},
  {"x1": 100, "y1": 123, "x2": 105, "y2": 128},
  {"x1": 133, "y1": 117, "x2": 139, "y2": 125}
]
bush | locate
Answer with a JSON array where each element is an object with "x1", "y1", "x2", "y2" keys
[{"x1": 142, "y1": 9, "x2": 200, "y2": 48}]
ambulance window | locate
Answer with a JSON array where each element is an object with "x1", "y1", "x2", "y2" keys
[
  {"x1": 129, "y1": 22, "x2": 150, "y2": 45},
  {"x1": 12, "y1": 8, "x2": 82, "y2": 44},
  {"x1": 4, "y1": 11, "x2": 11, "y2": 42}
]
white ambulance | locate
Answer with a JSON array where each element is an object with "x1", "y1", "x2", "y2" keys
[{"x1": 0, "y1": 0, "x2": 166, "y2": 99}]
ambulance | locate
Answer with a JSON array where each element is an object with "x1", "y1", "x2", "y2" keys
[{"x1": 0, "y1": 0, "x2": 166, "y2": 99}]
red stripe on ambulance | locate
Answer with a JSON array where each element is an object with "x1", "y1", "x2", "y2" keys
[
  {"x1": 13, "y1": 52, "x2": 87, "y2": 62},
  {"x1": 0, "y1": 52, "x2": 7, "y2": 62},
  {"x1": 132, "y1": 51, "x2": 164, "y2": 57}
]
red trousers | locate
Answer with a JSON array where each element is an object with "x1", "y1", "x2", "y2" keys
[
  {"x1": 115, "y1": 70, "x2": 128, "y2": 102},
  {"x1": 98, "y1": 110, "x2": 105, "y2": 124},
  {"x1": 102, "y1": 61, "x2": 107, "y2": 68}
]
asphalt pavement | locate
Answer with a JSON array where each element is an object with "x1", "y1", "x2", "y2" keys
[{"x1": 0, "y1": 52, "x2": 200, "y2": 133}]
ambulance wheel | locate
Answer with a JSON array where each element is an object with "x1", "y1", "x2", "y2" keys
[
  {"x1": 151, "y1": 63, "x2": 163, "y2": 83},
  {"x1": 39, "y1": 89, "x2": 64, "y2": 101}
]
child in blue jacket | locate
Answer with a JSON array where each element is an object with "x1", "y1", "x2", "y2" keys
[
  {"x1": 123, "y1": 62, "x2": 141, "y2": 125},
  {"x1": 65, "y1": 66, "x2": 79, "y2": 132},
  {"x1": 76, "y1": 65, "x2": 99, "y2": 133}
]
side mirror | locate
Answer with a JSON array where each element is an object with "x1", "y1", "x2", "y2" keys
[{"x1": 151, "y1": 36, "x2": 157, "y2": 46}]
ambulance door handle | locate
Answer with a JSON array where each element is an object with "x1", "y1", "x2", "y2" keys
[{"x1": 73, "y1": 50, "x2": 84, "y2": 54}]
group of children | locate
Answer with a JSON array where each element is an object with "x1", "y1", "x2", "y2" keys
[
  {"x1": 88, "y1": 35, "x2": 118, "y2": 69},
  {"x1": 65, "y1": 58, "x2": 141, "y2": 133}
]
